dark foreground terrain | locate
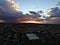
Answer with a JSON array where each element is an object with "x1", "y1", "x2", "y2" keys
[{"x1": 0, "y1": 23, "x2": 60, "y2": 45}]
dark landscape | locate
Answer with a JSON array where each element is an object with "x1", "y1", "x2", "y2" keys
[{"x1": 0, "y1": 23, "x2": 60, "y2": 45}]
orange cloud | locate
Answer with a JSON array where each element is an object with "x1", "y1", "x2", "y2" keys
[{"x1": 7, "y1": 0, "x2": 19, "y2": 11}]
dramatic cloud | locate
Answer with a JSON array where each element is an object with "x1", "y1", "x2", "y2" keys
[
  {"x1": 46, "y1": 7, "x2": 60, "y2": 17},
  {"x1": 0, "y1": 0, "x2": 25, "y2": 16},
  {"x1": 0, "y1": 0, "x2": 24, "y2": 23},
  {"x1": 0, "y1": 0, "x2": 19, "y2": 13},
  {"x1": 0, "y1": 0, "x2": 60, "y2": 24},
  {"x1": 0, "y1": 0, "x2": 12, "y2": 11},
  {"x1": 45, "y1": 7, "x2": 60, "y2": 24}
]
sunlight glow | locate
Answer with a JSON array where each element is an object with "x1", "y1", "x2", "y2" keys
[
  {"x1": 19, "y1": 20, "x2": 46, "y2": 24},
  {"x1": 0, "y1": 20, "x2": 5, "y2": 22},
  {"x1": 45, "y1": 12, "x2": 51, "y2": 17},
  {"x1": 7, "y1": 0, "x2": 19, "y2": 11}
]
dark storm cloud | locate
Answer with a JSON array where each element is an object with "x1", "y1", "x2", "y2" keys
[
  {"x1": 46, "y1": 7, "x2": 60, "y2": 24},
  {"x1": 0, "y1": 0, "x2": 24, "y2": 14},
  {"x1": 0, "y1": 0, "x2": 12, "y2": 11},
  {"x1": 50, "y1": 7, "x2": 60, "y2": 17},
  {"x1": 0, "y1": 0, "x2": 20, "y2": 13},
  {"x1": 0, "y1": 0, "x2": 25, "y2": 23}
]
